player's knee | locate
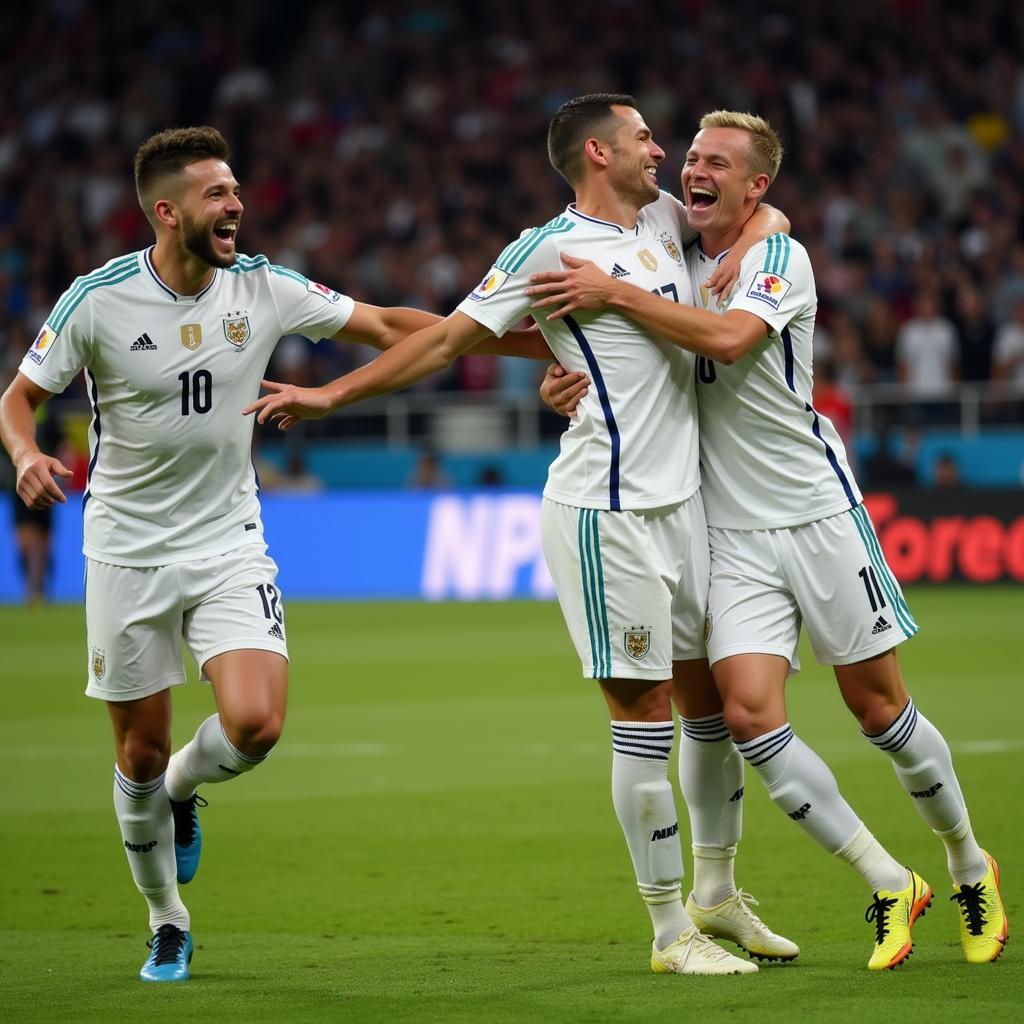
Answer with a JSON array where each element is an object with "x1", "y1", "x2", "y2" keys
[
  {"x1": 225, "y1": 710, "x2": 284, "y2": 758},
  {"x1": 722, "y1": 697, "x2": 774, "y2": 743},
  {"x1": 119, "y1": 735, "x2": 170, "y2": 782},
  {"x1": 852, "y1": 692, "x2": 908, "y2": 737}
]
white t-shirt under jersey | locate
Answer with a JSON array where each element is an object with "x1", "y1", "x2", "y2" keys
[
  {"x1": 19, "y1": 249, "x2": 354, "y2": 566},
  {"x1": 687, "y1": 233, "x2": 862, "y2": 529},
  {"x1": 458, "y1": 192, "x2": 700, "y2": 512}
]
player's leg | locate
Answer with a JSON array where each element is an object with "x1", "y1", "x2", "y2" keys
[
  {"x1": 165, "y1": 548, "x2": 289, "y2": 881},
  {"x1": 709, "y1": 525, "x2": 927, "y2": 970},
  {"x1": 85, "y1": 558, "x2": 193, "y2": 981},
  {"x1": 540, "y1": 498, "x2": 753, "y2": 975},
  {"x1": 799, "y1": 506, "x2": 1006, "y2": 963}
]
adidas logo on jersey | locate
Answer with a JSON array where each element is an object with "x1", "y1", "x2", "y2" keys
[
  {"x1": 871, "y1": 616, "x2": 892, "y2": 635},
  {"x1": 130, "y1": 332, "x2": 158, "y2": 351},
  {"x1": 267, "y1": 623, "x2": 285, "y2": 640},
  {"x1": 610, "y1": 263, "x2": 630, "y2": 278}
]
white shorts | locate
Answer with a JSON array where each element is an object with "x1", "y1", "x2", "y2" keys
[
  {"x1": 706, "y1": 504, "x2": 918, "y2": 670},
  {"x1": 540, "y1": 493, "x2": 709, "y2": 681},
  {"x1": 84, "y1": 544, "x2": 288, "y2": 702}
]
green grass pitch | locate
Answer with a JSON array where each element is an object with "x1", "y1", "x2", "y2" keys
[{"x1": 0, "y1": 587, "x2": 1019, "y2": 1022}]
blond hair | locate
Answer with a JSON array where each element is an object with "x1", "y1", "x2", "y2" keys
[{"x1": 698, "y1": 110, "x2": 783, "y2": 181}]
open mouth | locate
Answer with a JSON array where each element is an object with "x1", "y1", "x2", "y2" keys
[
  {"x1": 214, "y1": 223, "x2": 238, "y2": 242},
  {"x1": 689, "y1": 186, "x2": 718, "y2": 211}
]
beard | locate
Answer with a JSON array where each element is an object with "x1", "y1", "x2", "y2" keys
[{"x1": 182, "y1": 215, "x2": 236, "y2": 268}]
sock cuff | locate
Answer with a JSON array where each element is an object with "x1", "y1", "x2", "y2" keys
[
  {"x1": 217, "y1": 719, "x2": 268, "y2": 765},
  {"x1": 692, "y1": 844, "x2": 737, "y2": 860},
  {"x1": 863, "y1": 699, "x2": 917, "y2": 751},
  {"x1": 611, "y1": 720, "x2": 673, "y2": 762},
  {"x1": 735, "y1": 724, "x2": 794, "y2": 767},
  {"x1": 679, "y1": 713, "x2": 730, "y2": 743},
  {"x1": 114, "y1": 766, "x2": 165, "y2": 801}
]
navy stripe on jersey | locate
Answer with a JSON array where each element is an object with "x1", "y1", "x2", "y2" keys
[
  {"x1": 82, "y1": 369, "x2": 101, "y2": 510},
  {"x1": 781, "y1": 327, "x2": 857, "y2": 507},
  {"x1": 564, "y1": 315, "x2": 621, "y2": 511}
]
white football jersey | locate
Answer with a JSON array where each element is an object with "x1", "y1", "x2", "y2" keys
[
  {"x1": 457, "y1": 192, "x2": 700, "y2": 511},
  {"x1": 688, "y1": 234, "x2": 861, "y2": 529},
  {"x1": 19, "y1": 249, "x2": 354, "y2": 566}
]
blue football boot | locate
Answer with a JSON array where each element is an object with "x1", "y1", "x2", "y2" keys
[
  {"x1": 140, "y1": 923, "x2": 193, "y2": 982},
  {"x1": 169, "y1": 793, "x2": 207, "y2": 884}
]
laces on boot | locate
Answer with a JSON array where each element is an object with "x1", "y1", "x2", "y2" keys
[
  {"x1": 865, "y1": 894, "x2": 898, "y2": 944},
  {"x1": 171, "y1": 794, "x2": 207, "y2": 846},
  {"x1": 148, "y1": 924, "x2": 187, "y2": 966},
  {"x1": 951, "y1": 882, "x2": 989, "y2": 936}
]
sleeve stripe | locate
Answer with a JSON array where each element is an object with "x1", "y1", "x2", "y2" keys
[
  {"x1": 50, "y1": 266, "x2": 142, "y2": 334},
  {"x1": 49, "y1": 256, "x2": 139, "y2": 329}
]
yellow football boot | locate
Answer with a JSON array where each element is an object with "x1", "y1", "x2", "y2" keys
[
  {"x1": 865, "y1": 869, "x2": 933, "y2": 970},
  {"x1": 951, "y1": 852, "x2": 1008, "y2": 964}
]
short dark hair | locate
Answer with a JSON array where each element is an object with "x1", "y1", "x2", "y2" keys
[
  {"x1": 134, "y1": 126, "x2": 231, "y2": 221},
  {"x1": 547, "y1": 93, "x2": 637, "y2": 187}
]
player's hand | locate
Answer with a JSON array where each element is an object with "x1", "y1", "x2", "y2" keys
[
  {"x1": 705, "y1": 249, "x2": 741, "y2": 308},
  {"x1": 539, "y1": 363, "x2": 589, "y2": 418},
  {"x1": 15, "y1": 451, "x2": 73, "y2": 509},
  {"x1": 525, "y1": 254, "x2": 614, "y2": 320},
  {"x1": 243, "y1": 380, "x2": 335, "y2": 431}
]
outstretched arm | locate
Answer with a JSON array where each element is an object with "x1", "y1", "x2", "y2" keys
[
  {"x1": 336, "y1": 302, "x2": 552, "y2": 359},
  {"x1": 245, "y1": 311, "x2": 494, "y2": 429},
  {"x1": 0, "y1": 374, "x2": 73, "y2": 508}
]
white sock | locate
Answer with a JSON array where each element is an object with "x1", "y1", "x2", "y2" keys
[
  {"x1": 611, "y1": 721, "x2": 693, "y2": 950},
  {"x1": 737, "y1": 722, "x2": 893, "y2": 860},
  {"x1": 835, "y1": 824, "x2": 910, "y2": 893},
  {"x1": 165, "y1": 714, "x2": 267, "y2": 802},
  {"x1": 864, "y1": 699, "x2": 987, "y2": 885},
  {"x1": 113, "y1": 767, "x2": 189, "y2": 932},
  {"x1": 678, "y1": 713, "x2": 742, "y2": 906}
]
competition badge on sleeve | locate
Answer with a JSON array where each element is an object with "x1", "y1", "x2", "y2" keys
[
  {"x1": 745, "y1": 272, "x2": 792, "y2": 310},
  {"x1": 468, "y1": 267, "x2": 509, "y2": 302},
  {"x1": 27, "y1": 326, "x2": 56, "y2": 365},
  {"x1": 307, "y1": 280, "x2": 344, "y2": 304}
]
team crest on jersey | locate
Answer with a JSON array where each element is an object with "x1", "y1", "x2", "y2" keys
[
  {"x1": 637, "y1": 249, "x2": 658, "y2": 272},
  {"x1": 27, "y1": 326, "x2": 55, "y2": 365},
  {"x1": 91, "y1": 648, "x2": 106, "y2": 680},
  {"x1": 222, "y1": 312, "x2": 252, "y2": 350},
  {"x1": 180, "y1": 324, "x2": 203, "y2": 350},
  {"x1": 745, "y1": 272, "x2": 792, "y2": 310},
  {"x1": 658, "y1": 233, "x2": 682, "y2": 263},
  {"x1": 468, "y1": 267, "x2": 509, "y2": 301},
  {"x1": 307, "y1": 279, "x2": 344, "y2": 304},
  {"x1": 623, "y1": 626, "x2": 651, "y2": 660}
]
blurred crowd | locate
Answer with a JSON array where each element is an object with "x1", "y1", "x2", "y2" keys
[{"x1": 2, "y1": 0, "x2": 1024, "y2": 420}]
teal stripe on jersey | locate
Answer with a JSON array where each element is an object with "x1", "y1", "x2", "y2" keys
[
  {"x1": 588, "y1": 510, "x2": 611, "y2": 675},
  {"x1": 762, "y1": 235, "x2": 775, "y2": 273},
  {"x1": 50, "y1": 265, "x2": 142, "y2": 334},
  {"x1": 849, "y1": 506, "x2": 918, "y2": 637},
  {"x1": 228, "y1": 255, "x2": 308, "y2": 285},
  {"x1": 50, "y1": 256, "x2": 139, "y2": 330},
  {"x1": 578, "y1": 509, "x2": 601, "y2": 677},
  {"x1": 776, "y1": 235, "x2": 791, "y2": 275},
  {"x1": 497, "y1": 218, "x2": 575, "y2": 273}
]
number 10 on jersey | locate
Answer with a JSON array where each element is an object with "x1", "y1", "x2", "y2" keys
[{"x1": 179, "y1": 370, "x2": 213, "y2": 415}]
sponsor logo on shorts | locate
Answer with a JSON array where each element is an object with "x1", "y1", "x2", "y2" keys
[
  {"x1": 745, "y1": 271, "x2": 792, "y2": 309},
  {"x1": 623, "y1": 626, "x2": 651, "y2": 660},
  {"x1": 267, "y1": 622, "x2": 285, "y2": 640},
  {"x1": 650, "y1": 822, "x2": 678, "y2": 842},
  {"x1": 729, "y1": 787, "x2": 744, "y2": 803},
  {"x1": 92, "y1": 648, "x2": 106, "y2": 680},
  {"x1": 871, "y1": 615, "x2": 892, "y2": 635}
]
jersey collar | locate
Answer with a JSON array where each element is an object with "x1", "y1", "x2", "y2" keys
[
  {"x1": 566, "y1": 204, "x2": 640, "y2": 236},
  {"x1": 142, "y1": 247, "x2": 219, "y2": 303}
]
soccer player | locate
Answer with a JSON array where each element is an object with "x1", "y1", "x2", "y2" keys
[
  {"x1": 530, "y1": 111, "x2": 1008, "y2": 969},
  {"x1": 0, "y1": 126, "x2": 545, "y2": 982},
  {"x1": 245, "y1": 95, "x2": 798, "y2": 975}
]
